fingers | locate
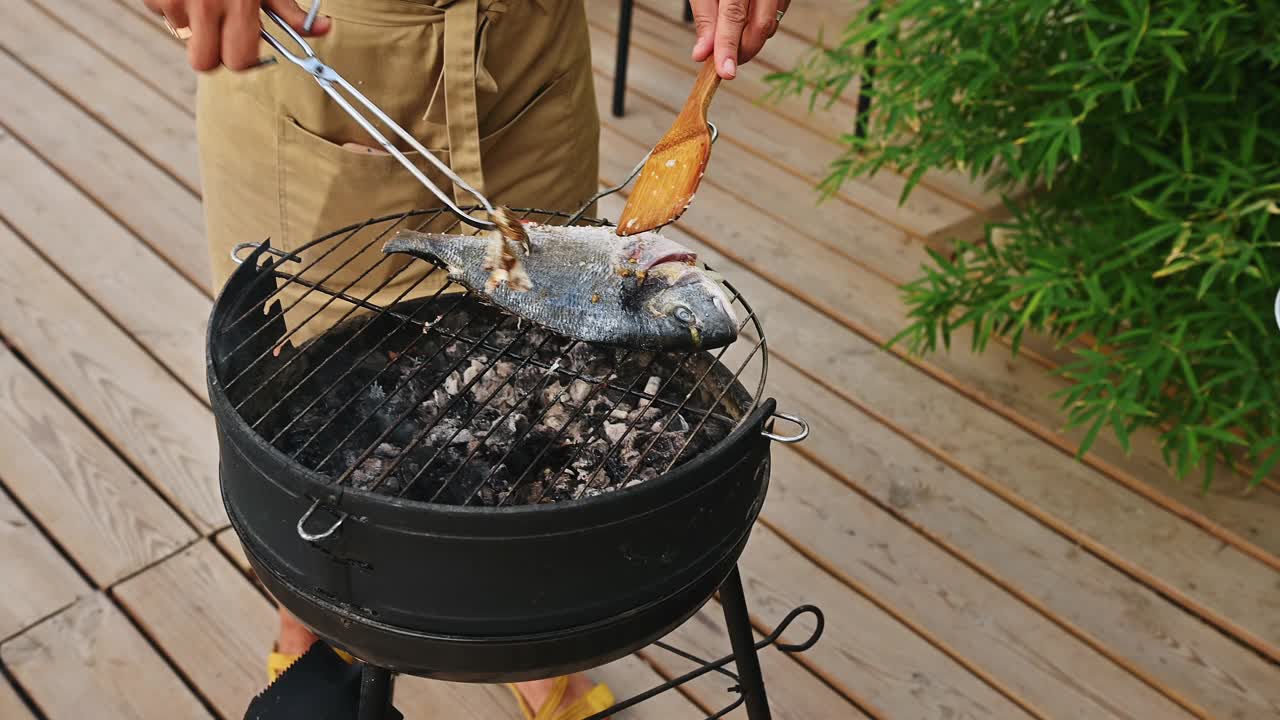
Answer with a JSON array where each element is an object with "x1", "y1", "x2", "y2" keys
[
  {"x1": 266, "y1": 0, "x2": 332, "y2": 35},
  {"x1": 712, "y1": 0, "x2": 749, "y2": 78},
  {"x1": 690, "y1": 0, "x2": 717, "y2": 62},
  {"x1": 187, "y1": 1, "x2": 222, "y2": 71},
  {"x1": 739, "y1": 0, "x2": 780, "y2": 64},
  {"x1": 221, "y1": 0, "x2": 260, "y2": 70}
]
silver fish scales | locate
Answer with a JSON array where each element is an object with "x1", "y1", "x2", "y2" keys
[{"x1": 382, "y1": 224, "x2": 739, "y2": 351}]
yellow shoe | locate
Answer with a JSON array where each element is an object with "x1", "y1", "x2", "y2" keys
[
  {"x1": 267, "y1": 645, "x2": 356, "y2": 683},
  {"x1": 506, "y1": 676, "x2": 615, "y2": 720}
]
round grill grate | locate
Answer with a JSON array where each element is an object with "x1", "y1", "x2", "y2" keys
[{"x1": 212, "y1": 207, "x2": 770, "y2": 508}]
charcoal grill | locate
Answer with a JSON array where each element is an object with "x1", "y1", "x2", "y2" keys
[{"x1": 210, "y1": 199, "x2": 823, "y2": 718}]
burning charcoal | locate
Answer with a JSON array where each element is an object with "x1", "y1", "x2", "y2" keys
[{"x1": 258, "y1": 300, "x2": 739, "y2": 508}]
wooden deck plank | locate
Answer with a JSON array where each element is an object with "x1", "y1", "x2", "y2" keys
[
  {"x1": 215, "y1": 527, "x2": 251, "y2": 571},
  {"x1": 0, "y1": 0, "x2": 200, "y2": 192},
  {"x1": 0, "y1": 134, "x2": 210, "y2": 403},
  {"x1": 737, "y1": 525, "x2": 1034, "y2": 719},
  {"x1": 0, "y1": 222, "x2": 225, "y2": 532},
  {"x1": 590, "y1": 17, "x2": 1280, "y2": 565},
  {"x1": 0, "y1": 675, "x2": 37, "y2": 720},
  {"x1": 35, "y1": 0, "x2": 196, "y2": 112},
  {"x1": 0, "y1": 52, "x2": 209, "y2": 292},
  {"x1": 766, "y1": 445, "x2": 1195, "y2": 719},
  {"x1": 0, "y1": 346, "x2": 195, "y2": 588},
  {"x1": 593, "y1": 129, "x2": 1280, "y2": 657},
  {"x1": 113, "y1": 541, "x2": 273, "y2": 719},
  {"x1": 0, "y1": 484, "x2": 85, "y2": 641},
  {"x1": 594, "y1": 194, "x2": 1280, "y2": 719},
  {"x1": 1, "y1": 593, "x2": 214, "y2": 720}
]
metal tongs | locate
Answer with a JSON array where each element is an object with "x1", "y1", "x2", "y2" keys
[{"x1": 258, "y1": 6, "x2": 501, "y2": 233}]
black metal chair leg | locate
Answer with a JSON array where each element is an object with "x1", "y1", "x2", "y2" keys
[
  {"x1": 720, "y1": 566, "x2": 771, "y2": 720},
  {"x1": 613, "y1": 0, "x2": 634, "y2": 117},
  {"x1": 853, "y1": 10, "x2": 880, "y2": 140},
  {"x1": 684, "y1": 0, "x2": 693, "y2": 23}
]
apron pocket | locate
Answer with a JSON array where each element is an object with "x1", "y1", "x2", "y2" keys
[{"x1": 277, "y1": 114, "x2": 456, "y2": 294}]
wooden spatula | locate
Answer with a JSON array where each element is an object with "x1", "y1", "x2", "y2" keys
[{"x1": 616, "y1": 58, "x2": 721, "y2": 236}]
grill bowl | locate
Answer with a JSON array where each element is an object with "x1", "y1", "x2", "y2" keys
[{"x1": 208, "y1": 210, "x2": 787, "y2": 681}]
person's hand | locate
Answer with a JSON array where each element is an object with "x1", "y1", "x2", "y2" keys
[
  {"x1": 141, "y1": 0, "x2": 332, "y2": 72},
  {"x1": 690, "y1": 0, "x2": 789, "y2": 79}
]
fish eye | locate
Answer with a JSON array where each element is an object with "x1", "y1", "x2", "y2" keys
[{"x1": 673, "y1": 305, "x2": 696, "y2": 326}]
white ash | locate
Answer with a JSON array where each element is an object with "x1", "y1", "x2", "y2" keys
[{"x1": 250, "y1": 302, "x2": 735, "y2": 507}]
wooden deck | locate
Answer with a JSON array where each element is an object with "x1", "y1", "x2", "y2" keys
[{"x1": 2, "y1": 1, "x2": 1278, "y2": 717}]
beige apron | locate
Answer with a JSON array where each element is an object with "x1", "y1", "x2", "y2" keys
[{"x1": 197, "y1": 0, "x2": 600, "y2": 339}]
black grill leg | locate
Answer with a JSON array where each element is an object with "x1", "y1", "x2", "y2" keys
[
  {"x1": 613, "y1": 0, "x2": 634, "y2": 117},
  {"x1": 684, "y1": 0, "x2": 693, "y2": 23},
  {"x1": 356, "y1": 665, "x2": 396, "y2": 720},
  {"x1": 720, "y1": 566, "x2": 771, "y2": 720}
]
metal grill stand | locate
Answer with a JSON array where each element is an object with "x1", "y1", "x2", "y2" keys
[{"x1": 300, "y1": 568, "x2": 824, "y2": 720}]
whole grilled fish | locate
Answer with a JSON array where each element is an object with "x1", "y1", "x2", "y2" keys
[{"x1": 381, "y1": 224, "x2": 739, "y2": 350}]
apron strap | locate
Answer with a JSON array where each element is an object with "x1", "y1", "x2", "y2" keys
[{"x1": 443, "y1": 0, "x2": 486, "y2": 204}]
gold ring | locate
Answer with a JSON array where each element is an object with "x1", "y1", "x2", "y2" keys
[{"x1": 163, "y1": 16, "x2": 192, "y2": 41}]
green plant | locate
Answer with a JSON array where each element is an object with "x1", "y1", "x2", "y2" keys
[{"x1": 766, "y1": 1, "x2": 1280, "y2": 488}]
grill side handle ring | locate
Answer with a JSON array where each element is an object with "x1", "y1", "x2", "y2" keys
[
  {"x1": 297, "y1": 498, "x2": 348, "y2": 542},
  {"x1": 761, "y1": 412, "x2": 808, "y2": 444}
]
